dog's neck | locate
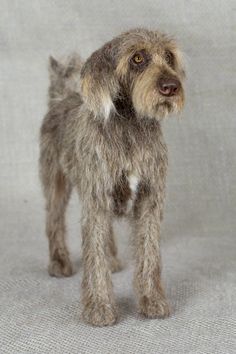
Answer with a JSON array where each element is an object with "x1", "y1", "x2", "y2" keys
[
  {"x1": 112, "y1": 95, "x2": 161, "y2": 130},
  {"x1": 113, "y1": 90, "x2": 136, "y2": 120}
]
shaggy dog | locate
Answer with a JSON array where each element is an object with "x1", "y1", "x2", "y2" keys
[{"x1": 39, "y1": 28, "x2": 185, "y2": 326}]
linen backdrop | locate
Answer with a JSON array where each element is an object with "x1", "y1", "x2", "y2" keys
[{"x1": 0, "y1": 1, "x2": 235, "y2": 353}]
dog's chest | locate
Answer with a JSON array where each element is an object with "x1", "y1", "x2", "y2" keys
[
  {"x1": 127, "y1": 174, "x2": 140, "y2": 212},
  {"x1": 112, "y1": 171, "x2": 140, "y2": 216}
]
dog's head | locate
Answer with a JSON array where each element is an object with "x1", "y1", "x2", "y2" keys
[{"x1": 80, "y1": 28, "x2": 185, "y2": 120}]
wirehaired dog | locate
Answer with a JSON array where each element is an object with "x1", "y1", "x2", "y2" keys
[{"x1": 39, "y1": 28, "x2": 185, "y2": 326}]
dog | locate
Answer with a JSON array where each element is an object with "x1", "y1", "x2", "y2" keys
[{"x1": 39, "y1": 28, "x2": 185, "y2": 326}]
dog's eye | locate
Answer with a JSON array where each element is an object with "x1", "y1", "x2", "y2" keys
[
  {"x1": 164, "y1": 50, "x2": 174, "y2": 67},
  {"x1": 132, "y1": 53, "x2": 144, "y2": 64}
]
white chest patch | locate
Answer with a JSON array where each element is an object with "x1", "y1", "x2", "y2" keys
[
  {"x1": 127, "y1": 174, "x2": 139, "y2": 212},
  {"x1": 129, "y1": 174, "x2": 139, "y2": 194}
]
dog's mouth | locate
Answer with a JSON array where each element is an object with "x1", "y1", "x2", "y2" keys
[
  {"x1": 159, "y1": 101, "x2": 172, "y2": 111},
  {"x1": 155, "y1": 89, "x2": 184, "y2": 117},
  {"x1": 155, "y1": 100, "x2": 174, "y2": 117},
  {"x1": 153, "y1": 96, "x2": 183, "y2": 119}
]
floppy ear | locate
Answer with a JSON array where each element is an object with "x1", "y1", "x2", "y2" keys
[{"x1": 80, "y1": 44, "x2": 120, "y2": 119}]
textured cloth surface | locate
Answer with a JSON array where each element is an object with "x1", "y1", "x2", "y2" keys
[{"x1": 0, "y1": 1, "x2": 236, "y2": 353}]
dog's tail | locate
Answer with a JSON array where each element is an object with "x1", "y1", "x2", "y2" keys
[{"x1": 48, "y1": 53, "x2": 83, "y2": 108}]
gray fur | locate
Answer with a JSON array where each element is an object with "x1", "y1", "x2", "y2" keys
[{"x1": 39, "y1": 28, "x2": 185, "y2": 326}]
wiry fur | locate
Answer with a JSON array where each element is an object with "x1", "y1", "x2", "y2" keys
[{"x1": 39, "y1": 28, "x2": 185, "y2": 326}]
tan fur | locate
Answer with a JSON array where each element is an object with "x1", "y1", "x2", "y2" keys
[{"x1": 39, "y1": 28, "x2": 185, "y2": 326}]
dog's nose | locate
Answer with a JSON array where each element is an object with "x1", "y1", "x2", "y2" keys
[{"x1": 158, "y1": 78, "x2": 180, "y2": 97}]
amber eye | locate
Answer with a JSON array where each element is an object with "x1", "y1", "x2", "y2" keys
[
  {"x1": 132, "y1": 53, "x2": 144, "y2": 64},
  {"x1": 165, "y1": 50, "x2": 174, "y2": 66}
]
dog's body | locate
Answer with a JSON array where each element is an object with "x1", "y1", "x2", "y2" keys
[{"x1": 39, "y1": 28, "x2": 185, "y2": 326}]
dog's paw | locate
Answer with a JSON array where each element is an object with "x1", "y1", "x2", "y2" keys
[
  {"x1": 138, "y1": 295, "x2": 171, "y2": 319},
  {"x1": 82, "y1": 301, "x2": 118, "y2": 326},
  {"x1": 109, "y1": 256, "x2": 122, "y2": 273},
  {"x1": 48, "y1": 258, "x2": 73, "y2": 278}
]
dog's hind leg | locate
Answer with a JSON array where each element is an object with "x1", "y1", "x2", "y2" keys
[
  {"x1": 40, "y1": 146, "x2": 73, "y2": 277},
  {"x1": 45, "y1": 170, "x2": 73, "y2": 277}
]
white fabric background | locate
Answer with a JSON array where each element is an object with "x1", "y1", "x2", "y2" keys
[{"x1": 0, "y1": 1, "x2": 235, "y2": 353}]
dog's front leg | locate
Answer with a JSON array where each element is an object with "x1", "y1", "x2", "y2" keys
[
  {"x1": 81, "y1": 206, "x2": 118, "y2": 326},
  {"x1": 133, "y1": 184, "x2": 170, "y2": 319}
]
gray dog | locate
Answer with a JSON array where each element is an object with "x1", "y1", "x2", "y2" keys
[{"x1": 39, "y1": 28, "x2": 185, "y2": 326}]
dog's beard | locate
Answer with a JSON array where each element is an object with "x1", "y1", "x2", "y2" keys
[
  {"x1": 155, "y1": 96, "x2": 184, "y2": 119},
  {"x1": 156, "y1": 100, "x2": 173, "y2": 118},
  {"x1": 133, "y1": 92, "x2": 184, "y2": 120}
]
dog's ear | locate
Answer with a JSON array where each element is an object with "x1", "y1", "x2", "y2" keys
[{"x1": 80, "y1": 44, "x2": 119, "y2": 119}]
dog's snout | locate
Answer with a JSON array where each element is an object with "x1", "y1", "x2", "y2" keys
[{"x1": 158, "y1": 78, "x2": 180, "y2": 97}]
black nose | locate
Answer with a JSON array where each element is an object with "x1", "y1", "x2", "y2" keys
[{"x1": 158, "y1": 78, "x2": 180, "y2": 97}]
